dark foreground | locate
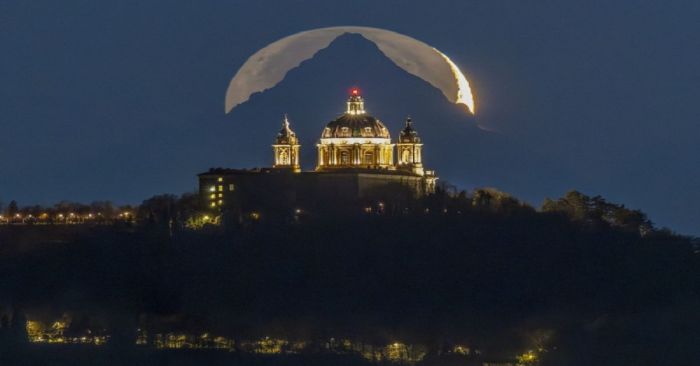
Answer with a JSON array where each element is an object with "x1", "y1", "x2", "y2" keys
[
  {"x1": 1, "y1": 190, "x2": 698, "y2": 365},
  {"x1": 0, "y1": 347, "x2": 371, "y2": 366}
]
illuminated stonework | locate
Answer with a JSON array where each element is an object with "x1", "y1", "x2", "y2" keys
[
  {"x1": 396, "y1": 117, "x2": 424, "y2": 176},
  {"x1": 199, "y1": 88, "x2": 438, "y2": 216},
  {"x1": 272, "y1": 114, "x2": 301, "y2": 172},
  {"x1": 316, "y1": 93, "x2": 394, "y2": 169},
  {"x1": 315, "y1": 91, "x2": 428, "y2": 177}
]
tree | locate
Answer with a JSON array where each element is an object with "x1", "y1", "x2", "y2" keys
[{"x1": 6, "y1": 200, "x2": 18, "y2": 217}]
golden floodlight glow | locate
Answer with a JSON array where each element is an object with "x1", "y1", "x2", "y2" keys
[{"x1": 433, "y1": 48, "x2": 475, "y2": 114}]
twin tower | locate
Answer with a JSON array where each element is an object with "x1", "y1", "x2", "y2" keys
[{"x1": 272, "y1": 89, "x2": 429, "y2": 177}]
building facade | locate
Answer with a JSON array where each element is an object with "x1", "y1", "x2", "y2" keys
[{"x1": 198, "y1": 89, "x2": 438, "y2": 217}]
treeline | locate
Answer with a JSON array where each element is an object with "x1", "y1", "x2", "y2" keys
[
  {"x1": 0, "y1": 188, "x2": 697, "y2": 365},
  {"x1": 0, "y1": 186, "x2": 681, "y2": 241}
]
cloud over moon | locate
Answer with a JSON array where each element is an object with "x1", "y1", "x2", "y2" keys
[{"x1": 225, "y1": 26, "x2": 475, "y2": 114}]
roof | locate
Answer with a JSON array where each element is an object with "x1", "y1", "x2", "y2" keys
[{"x1": 322, "y1": 114, "x2": 390, "y2": 139}]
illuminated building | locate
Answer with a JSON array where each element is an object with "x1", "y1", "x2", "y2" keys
[
  {"x1": 198, "y1": 89, "x2": 438, "y2": 218},
  {"x1": 316, "y1": 90, "x2": 394, "y2": 169},
  {"x1": 272, "y1": 114, "x2": 301, "y2": 172}
]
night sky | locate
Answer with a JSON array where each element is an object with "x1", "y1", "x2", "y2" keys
[{"x1": 1, "y1": 1, "x2": 698, "y2": 235}]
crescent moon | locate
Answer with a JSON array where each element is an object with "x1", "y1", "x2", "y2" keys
[{"x1": 225, "y1": 26, "x2": 475, "y2": 114}]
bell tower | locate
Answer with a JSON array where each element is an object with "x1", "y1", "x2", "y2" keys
[
  {"x1": 272, "y1": 114, "x2": 301, "y2": 172},
  {"x1": 396, "y1": 117, "x2": 424, "y2": 176}
]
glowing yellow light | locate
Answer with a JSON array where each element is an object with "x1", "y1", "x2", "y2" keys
[
  {"x1": 209, "y1": 186, "x2": 216, "y2": 192},
  {"x1": 210, "y1": 194, "x2": 216, "y2": 199},
  {"x1": 517, "y1": 350, "x2": 538, "y2": 364},
  {"x1": 210, "y1": 202, "x2": 216, "y2": 207},
  {"x1": 433, "y1": 48, "x2": 475, "y2": 114},
  {"x1": 203, "y1": 215, "x2": 210, "y2": 221},
  {"x1": 217, "y1": 177, "x2": 223, "y2": 182}
]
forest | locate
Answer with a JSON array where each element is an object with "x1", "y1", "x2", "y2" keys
[{"x1": 0, "y1": 187, "x2": 697, "y2": 365}]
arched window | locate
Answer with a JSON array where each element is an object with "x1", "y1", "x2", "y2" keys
[
  {"x1": 279, "y1": 150, "x2": 289, "y2": 165},
  {"x1": 363, "y1": 151, "x2": 374, "y2": 165},
  {"x1": 402, "y1": 149, "x2": 411, "y2": 164},
  {"x1": 340, "y1": 150, "x2": 351, "y2": 164}
]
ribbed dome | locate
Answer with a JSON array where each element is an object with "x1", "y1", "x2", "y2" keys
[{"x1": 322, "y1": 114, "x2": 390, "y2": 139}]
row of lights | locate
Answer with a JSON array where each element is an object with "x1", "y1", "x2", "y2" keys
[{"x1": 0, "y1": 212, "x2": 132, "y2": 222}]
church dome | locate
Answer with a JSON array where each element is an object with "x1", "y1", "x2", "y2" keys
[
  {"x1": 322, "y1": 114, "x2": 390, "y2": 139},
  {"x1": 320, "y1": 89, "x2": 390, "y2": 140}
]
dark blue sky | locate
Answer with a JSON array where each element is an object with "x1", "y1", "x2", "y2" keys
[{"x1": 1, "y1": 1, "x2": 698, "y2": 235}]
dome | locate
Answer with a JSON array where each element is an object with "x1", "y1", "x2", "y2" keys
[
  {"x1": 399, "y1": 117, "x2": 420, "y2": 143},
  {"x1": 275, "y1": 115, "x2": 299, "y2": 145},
  {"x1": 320, "y1": 91, "x2": 390, "y2": 140},
  {"x1": 322, "y1": 114, "x2": 390, "y2": 139}
]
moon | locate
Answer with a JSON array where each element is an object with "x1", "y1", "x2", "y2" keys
[{"x1": 225, "y1": 26, "x2": 475, "y2": 114}]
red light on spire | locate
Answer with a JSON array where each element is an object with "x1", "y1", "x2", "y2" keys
[{"x1": 351, "y1": 87, "x2": 360, "y2": 96}]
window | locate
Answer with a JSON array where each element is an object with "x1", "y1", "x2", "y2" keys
[
  {"x1": 363, "y1": 151, "x2": 374, "y2": 165},
  {"x1": 218, "y1": 193, "x2": 223, "y2": 198},
  {"x1": 340, "y1": 127, "x2": 350, "y2": 136},
  {"x1": 218, "y1": 185, "x2": 223, "y2": 192},
  {"x1": 218, "y1": 200, "x2": 223, "y2": 205},
  {"x1": 279, "y1": 150, "x2": 289, "y2": 165},
  {"x1": 210, "y1": 202, "x2": 216, "y2": 207},
  {"x1": 402, "y1": 149, "x2": 411, "y2": 163},
  {"x1": 209, "y1": 186, "x2": 216, "y2": 192},
  {"x1": 340, "y1": 150, "x2": 350, "y2": 164},
  {"x1": 229, "y1": 184, "x2": 235, "y2": 191},
  {"x1": 210, "y1": 194, "x2": 216, "y2": 199},
  {"x1": 217, "y1": 177, "x2": 223, "y2": 182}
]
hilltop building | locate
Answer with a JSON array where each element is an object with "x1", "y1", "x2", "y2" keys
[{"x1": 198, "y1": 89, "x2": 437, "y2": 218}]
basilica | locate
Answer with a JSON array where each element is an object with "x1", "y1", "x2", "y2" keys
[{"x1": 199, "y1": 89, "x2": 438, "y2": 216}]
